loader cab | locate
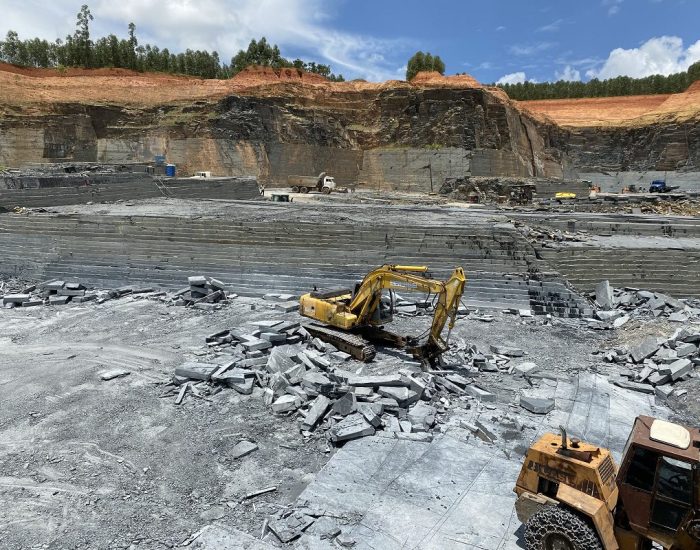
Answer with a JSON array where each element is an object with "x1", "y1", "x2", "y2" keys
[{"x1": 616, "y1": 417, "x2": 699, "y2": 546}]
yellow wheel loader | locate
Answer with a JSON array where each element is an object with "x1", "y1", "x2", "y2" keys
[
  {"x1": 298, "y1": 265, "x2": 466, "y2": 364},
  {"x1": 514, "y1": 416, "x2": 699, "y2": 550}
]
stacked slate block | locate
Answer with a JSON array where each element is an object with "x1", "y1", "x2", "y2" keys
[
  {"x1": 171, "y1": 276, "x2": 235, "y2": 310},
  {"x1": 1, "y1": 279, "x2": 96, "y2": 308}
]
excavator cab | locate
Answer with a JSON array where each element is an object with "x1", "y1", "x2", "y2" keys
[{"x1": 513, "y1": 416, "x2": 700, "y2": 550}]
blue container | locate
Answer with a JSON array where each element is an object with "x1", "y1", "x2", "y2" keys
[
  {"x1": 165, "y1": 164, "x2": 176, "y2": 177},
  {"x1": 154, "y1": 155, "x2": 166, "y2": 166}
]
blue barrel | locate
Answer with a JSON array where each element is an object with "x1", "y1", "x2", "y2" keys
[
  {"x1": 154, "y1": 155, "x2": 166, "y2": 166},
  {"x1": 165, "y1": 164, "x2": 176, "y2": 177}
]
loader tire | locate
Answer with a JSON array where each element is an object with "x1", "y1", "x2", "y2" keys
[
  {"x1": 322, "y1": 186, "x2": 331, "y2": 194},
  {"x1": 300, "y1": 186, "x2": 309, "y2": 194},
  {"x1": 291, "y1": 186, "x2": 300, "y2": 193},
  {"x1": 525, "y1": 506, "x2": 603, "y2": 550}
]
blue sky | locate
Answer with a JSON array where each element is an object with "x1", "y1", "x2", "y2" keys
[{"x1": 3, "y1": 0, "x2": 699, "y2": 82}]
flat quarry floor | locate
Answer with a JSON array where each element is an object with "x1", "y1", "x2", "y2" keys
[{"x1": 0, "y1": 294, "x2": 695, "y2": 549}]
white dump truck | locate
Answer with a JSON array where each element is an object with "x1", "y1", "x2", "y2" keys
[{"x1": 287, "y1": 172, "x2": 336, "y2": 194}]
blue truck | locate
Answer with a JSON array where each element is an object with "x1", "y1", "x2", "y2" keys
[{"x1": 649, "y1": 180, "x2": 679, "y2": 193}]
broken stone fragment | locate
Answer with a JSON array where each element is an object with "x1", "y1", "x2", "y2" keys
[
  {"x1": 513, "y1": 362, "x2": 539, "y2": 377},
  {"x1": 407, "y1": 402, "x2": 437, "y2": 429},
  {"x1": 332, "y1": 392, "x2": 357, "y2": 416},
  {"x1": 463, "y1": 384, "x2": 496, "y2": 402},
  {"x1": 346, "y1": 374, "x2": 407, "y2": 387},
  {"x1": 175, "y1": 362, "x2": 218, "y2": 381},
  {"x1": 668, "y1": 358, "x2": 692, "y2": 381},
  {"x1": 275, "y1": 301, "x2": 299, "y2": 313},
  {"x1": 630, "y1": 336, "x2": 661, "y2": 363},
  {"x1": 301, "y1": 372, "x2": 333, "y2": 395},
  {"x1": 231, "y1": 440, "x2": 258, "y2": 459},
  {"x1": 674, "y1": 343, "x2": 697, "y2": 358},
  {"x1": 595, "y1": 280, "x2": 614, "y2": 310},
  {"x1": 329, "y1": 413, "x2": 375, "y2": 443},
  {"x1": 519, "y1": 395, "x2": 555, "y2": 414},
  {"x1": 301, "y1": 395, "x2": 331, "y2": 431},
  {"x1": 377, "y1": 386, "x2": 419, "y2": 408},
  {"x1": 357, "y1": 403, "x2": 382, "y2": 428},
  {"x1": 489, "y1": 344, "x2": 524, "y2": 357},
  {"x1": 271, "y1": 394, "x2": 301, "y2": 413},
  {"x1": 100, "y1": 369, "x2": 131, "y2": 381}
]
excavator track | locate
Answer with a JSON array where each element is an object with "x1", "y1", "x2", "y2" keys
[{"x1": 303, "y1": 322, "x2": 376, "y2": 362}]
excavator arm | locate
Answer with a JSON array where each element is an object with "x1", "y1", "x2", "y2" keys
[{"x1": 299, "y1": 264, "x2": 466, "y2": 362}]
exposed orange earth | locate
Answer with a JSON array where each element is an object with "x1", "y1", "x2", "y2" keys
[
  {"x1": 520, "y1": 80, "x2": 700, "y2": 127},
  {"x1": 1, "y1": 62, "x2": 697, "y2": 128}
]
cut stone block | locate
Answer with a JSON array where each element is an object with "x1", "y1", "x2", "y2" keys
[
  {"x1": 230, "y1": 378, "x2": 255, "y2": 395},
  {"x1": 175, "y1": 362, "x2": 218, "y2": 381},
  {"x1": 647, "y1": 371, "x2": 671, "y2": 386},
  {"x1": 261, "y1": 332, "x2": 287, "y2": 343},
  {"x1": 275, "y1": 301, "x2": 299, "y2": 313},
  {"x1": 596, "y1": 310, "x2": 622, "y2": 321},
  {"x1": 266, "y1": 347, "x2": 297, "y2": 373},
  {"x1": 595, "y1": 280, "x2": 614, "y2": 310},
  {"x1": 489, "y1": 345, "x2": 524, "y2": 357},
  {"x1": 463, "y1": 385, "x2": 496, "y2": 402},
  {"x1": 231, "y1": 440, "x2": 258, "y2": 459},
  {"x1": 675, "y1": 343, "x2": 697, "y2": 358},
  {"x1": 241, "y1": 337, "x2": 272, "y2": 352},
  {"x1": 347, "y1": 374, "x2": 408, "y2": 387},
  {"x1": 377, "y1": 386, "x2": 419, "y2": 408},
  {"x1": 520, "y1": 395, "x2": 555, "y2": 414},
  {"x1": 301, "y1": 372, "x2": 333, "y2": 395},
  {"x1": 22, "y1": 300, "x2": 43, "y2": 307},
  {"x1": 329, "y1": 413, "x2": 375, "y2": 443},
  {"x1": 301, "y1": 395, "x2": 331, "y2": 431},
  {"x1": 188, "y1": 275, "x2": 208, "y2": 286},
  {"x1": 284, "y1": 364, "x2": 306, "y2": 385},
  {"x1": 2, "y1": 294, "x2": 30, "y2": 304},
  {"x1": 654, "y1": 385, "x2": 674, "y2": 402},
  {"x1": 57, "y1": 288, "x2": 85, "y2": 297},
  {"x1": 357, "y1": 403, "x2": 382, "y2": 428},
  {"x1": 631, "y1": 337, "x2": 661, "y2": 363},
  {"x1": 49, "y1": 295, "x2": 71, "y2": 305},
  {"x1": 513, "y1": 362, "x2": 539, "y2": 377},
  {"x1": 271, "y1": 395, "x2": 300, "y2": 413},
  {"x1": 668, "y1": 358, "x2": 693, "y2": 381}
]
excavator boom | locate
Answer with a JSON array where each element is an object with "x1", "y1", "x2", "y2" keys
[{"x1": 299, "y1": 265, "x2": 466, "y2": 363}]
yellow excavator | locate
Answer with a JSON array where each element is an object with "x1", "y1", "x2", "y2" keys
[
  {"x1": 514, "y1": 416, "x2": 699, "y2": 549},
  {"x1": 299, "y1": 265, "x2": 466, "y2": 363}
]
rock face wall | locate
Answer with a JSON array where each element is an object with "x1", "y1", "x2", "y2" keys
[
  {"x1": 0, "y1": 85, "x2": 566, "y2": 189},
  {"x1": 563, "y1": 122, "x2": 700, "y2": 173}
]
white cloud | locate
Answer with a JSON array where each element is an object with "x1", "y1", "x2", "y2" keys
[
  {"x1": 587, "y1": 36, "x2": 700, "y2": 79},
  {"x1": 508, "y1": 42, "x2": 555, "y2": 56},
  {"x1": 555, "y1": 65, "x2": 581, "y2": 81},
  {"x1": 537, "y1": 19, "x2": 563, "y2": 33},
  {"x1": 602, "y1": 0, "x2": 624, "y2": 15},
  {"x1": 496, "y1": 26, "x2": 506, "y2": 31},
  {"x1": 497, "y1": 71, "x2": 527, "y2": 85},
  {"x1": 1, "y1": 0, "x2": 408, "y2": 81}
]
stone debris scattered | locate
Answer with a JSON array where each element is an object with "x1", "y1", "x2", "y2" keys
[
  {"x1": 161, "y1": 314, "x2": 553, "y2": 448},
  {"x1": 589, "y1": 282, "x2": 700, "y2": 327},
  {"x1": 601, "y1": 327, "x2": 700, "y2": 400}
]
